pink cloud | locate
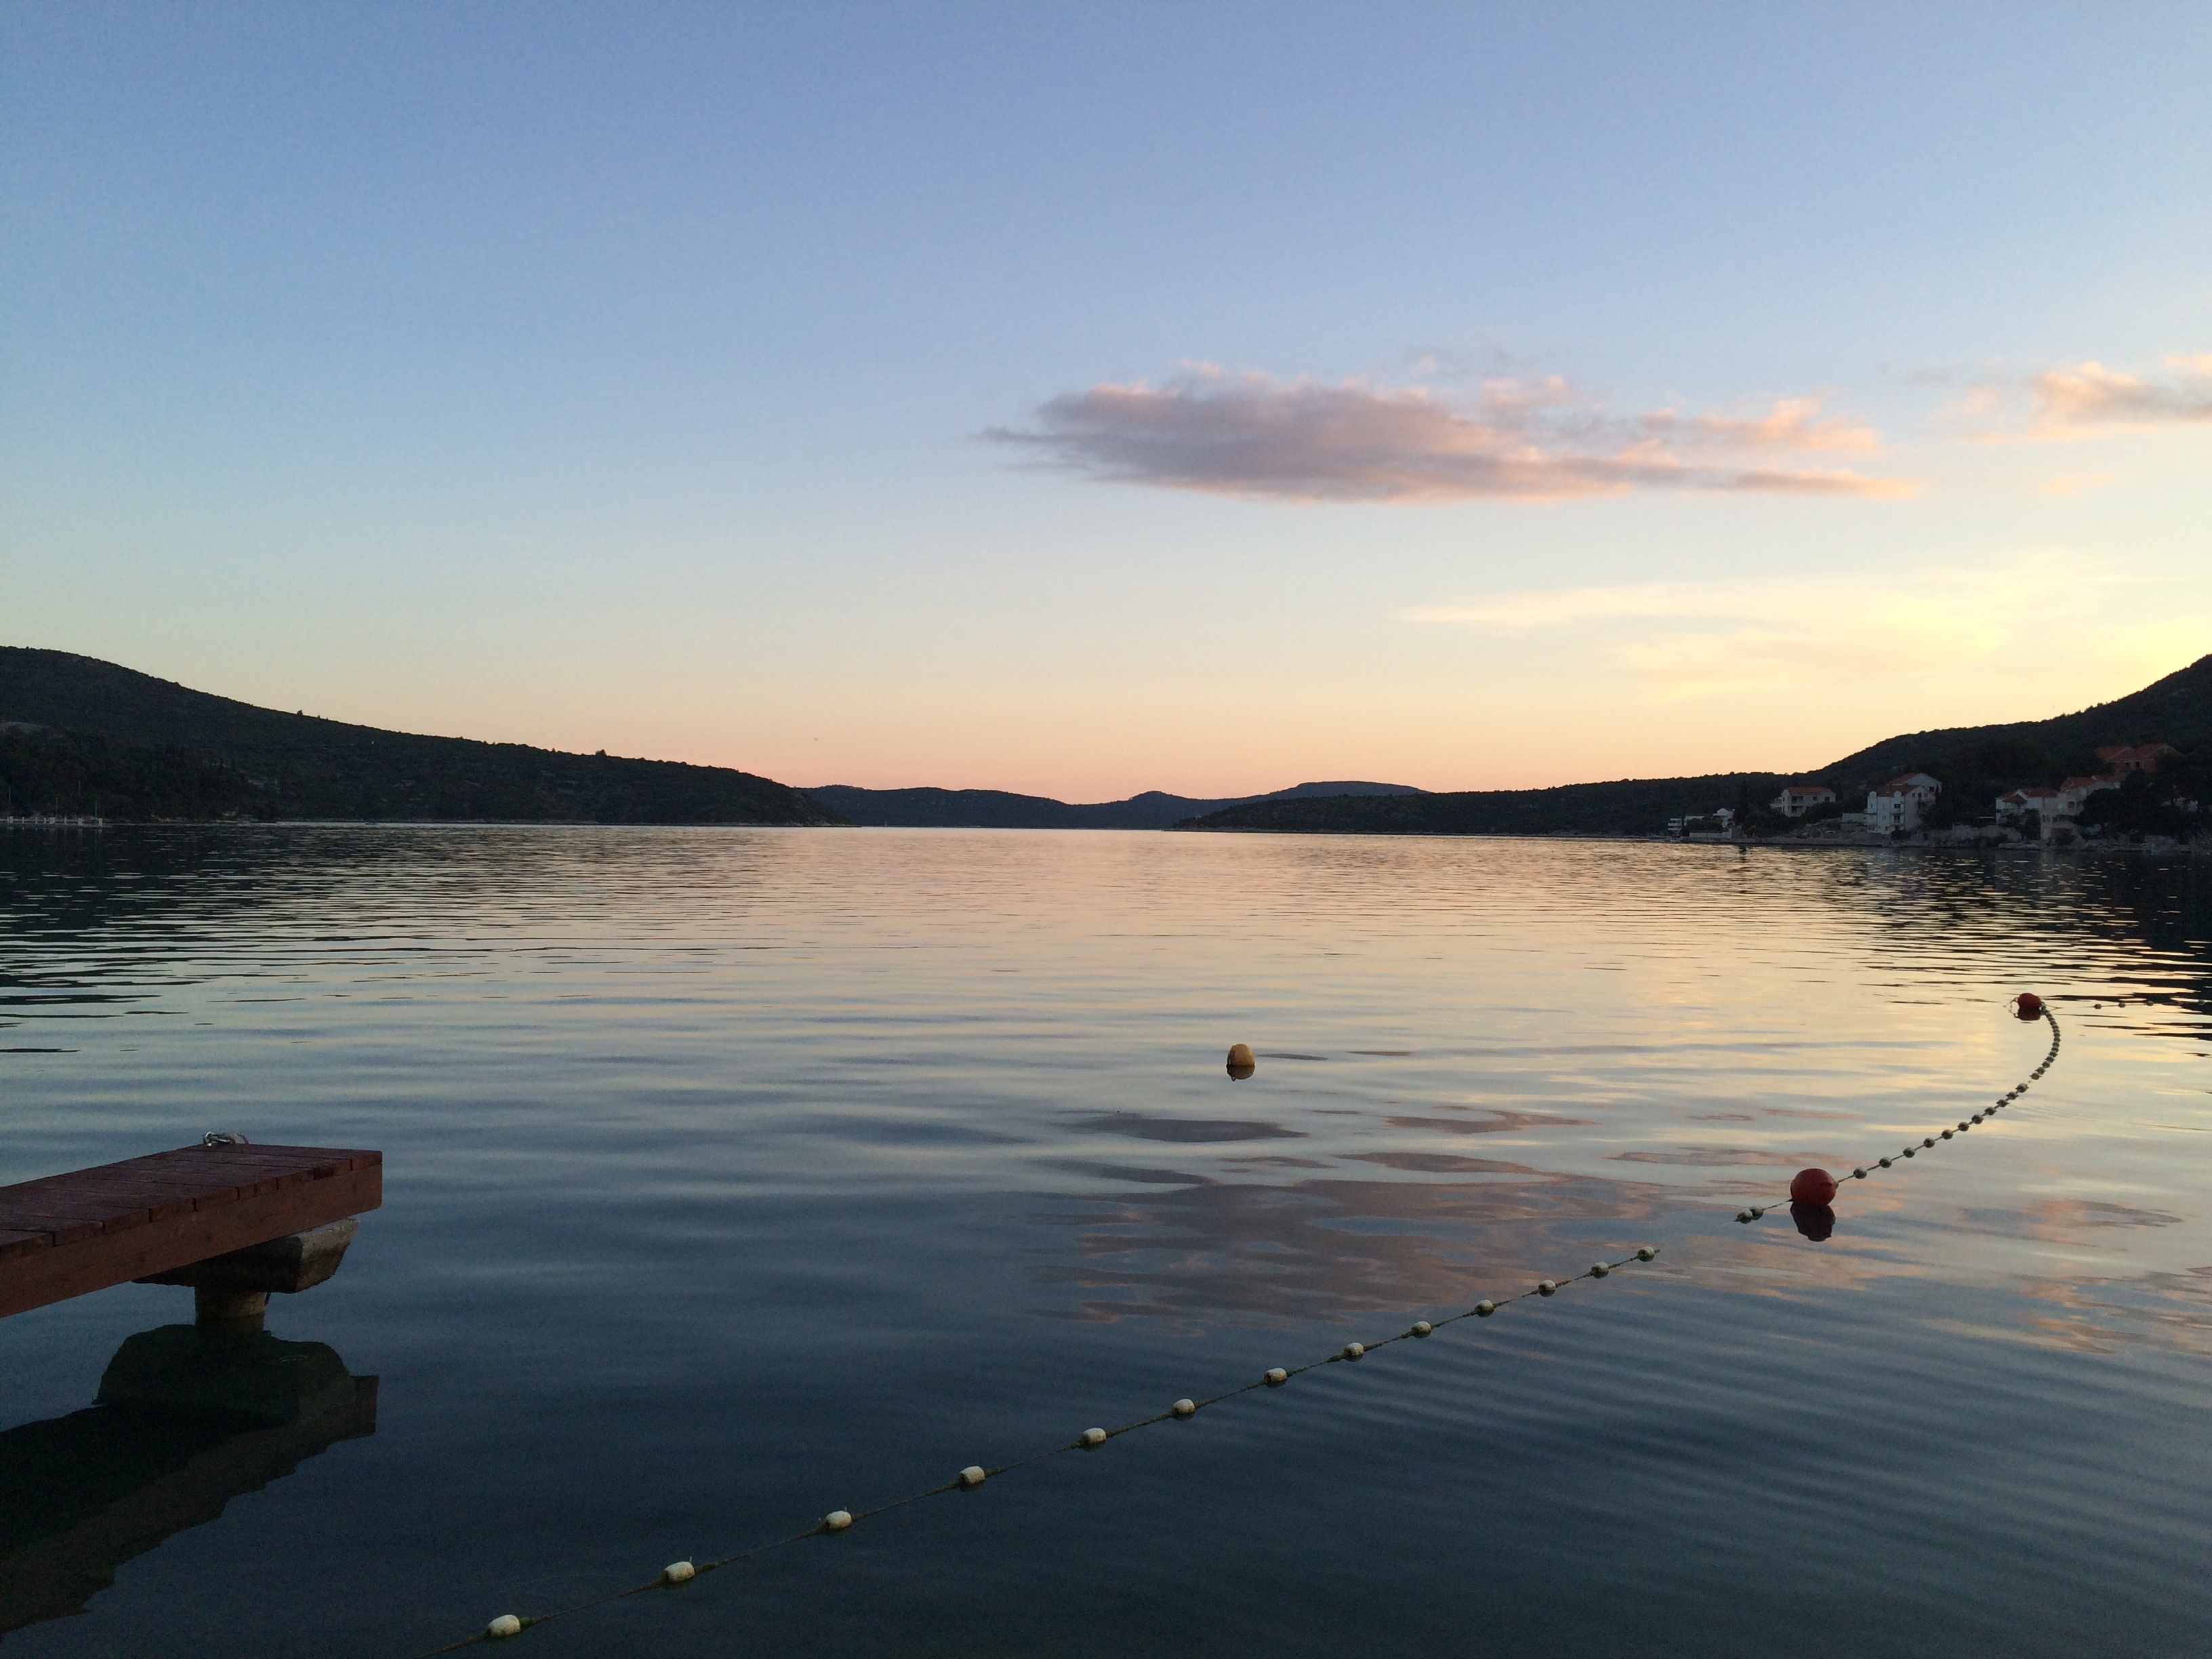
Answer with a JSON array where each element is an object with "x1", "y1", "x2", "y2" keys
[
  {"x1": 990, "y1": 368, "x2": 1912, "y2": 502},
  {"x1": 2029, "y1": 354, "x2": 2212, "y2": 430}
]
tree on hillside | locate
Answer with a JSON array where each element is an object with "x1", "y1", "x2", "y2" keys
[
  {"x1": 1923, "y1": 785, "x2": 1969, "y2": 832},
  {"x1": 2078, "y1": 750, "x2": 2207, "y2": 841}
]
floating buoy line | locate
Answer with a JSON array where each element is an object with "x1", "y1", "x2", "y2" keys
[
  {"x1": 1735, "y1": 997, "x2": 2060, "y2": 1229},
  {"x1": 411, "y1": 999, "x2": 2064, "y2": 1655}
]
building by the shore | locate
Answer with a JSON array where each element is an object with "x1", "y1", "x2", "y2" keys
[
  {"x1": 1868, "y1": 773, "x2": 1942, "y2": 834},
  {"x1": 1770, "y1": 784, "x2": 1835, "y2": 818}
]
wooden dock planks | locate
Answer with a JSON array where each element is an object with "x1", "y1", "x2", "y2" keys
[{"x1": 0, "y1": 1145, "x2": 381, "y2": 1320}]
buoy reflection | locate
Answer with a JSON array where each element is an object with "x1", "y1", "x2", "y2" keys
[{"x1": 1790, "y1": 1201, "x2": 1836, "y2": 1242}]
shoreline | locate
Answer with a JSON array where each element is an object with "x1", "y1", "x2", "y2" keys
[{"x1": 5, "y1": 818, "x2": 2202, "y2": 858}]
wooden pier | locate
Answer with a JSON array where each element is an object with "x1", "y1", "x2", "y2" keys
[{"x1": 0, "y1": 1143, "x2": 381, "y2": 1322}]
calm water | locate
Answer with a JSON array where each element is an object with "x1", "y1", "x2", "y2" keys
[{"x1": 2, "y1": 827, "x2": 2209, "y2": 1657}]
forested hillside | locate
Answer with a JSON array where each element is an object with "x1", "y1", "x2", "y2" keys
[
  {"x1": 0, "y1": 650, "x2": 840, "y2": 824},
  {"x1": 1179, "y1": 655, "x2": 2212, "y2": 838}
]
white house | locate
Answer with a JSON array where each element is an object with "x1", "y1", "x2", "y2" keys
[
  {"x1": 2062, "y1": 774, "x2": 2121, "y2": 810},
  {"x1": 1866, "y1": 773, "x2": 1942, "y2": 834},
  {"x1": 1995, "y1": 785, "x2": 2081, "y2": 831},
  {"x1": 1868, "y1": 786, "x2": 1924, "y2": 833},
  {"x1": 1771, "y1": 784, "x2": 1836, "y2": 818}
]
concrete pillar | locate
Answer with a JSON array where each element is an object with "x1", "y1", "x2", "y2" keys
[{"x1": 194, "y1": 1286, "x2": 270, "y2": 1333}]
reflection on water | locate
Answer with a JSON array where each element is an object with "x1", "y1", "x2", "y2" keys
[
  {"x1": 1790, "y1": 1200, "x2": 1837, "y2": 1240},
  {"x1": 0, "y1": 828, "x2": 2208, "y2": 1656},
  {"x1": 0, "y1": 1324, "x2": 375, "y2": 1633}
]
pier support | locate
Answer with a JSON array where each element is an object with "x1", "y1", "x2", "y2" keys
[
  {"x1": 139, "y1": 1218, "x2": 361, "y2": 1334},
  {"x1": 192, "y1": 1288, "x2": 270, "y2": 1333}
]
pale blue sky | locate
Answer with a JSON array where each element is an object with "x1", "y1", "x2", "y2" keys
[{"x1": 5, "y1": 4, "x2": 2208, "y2": 797}]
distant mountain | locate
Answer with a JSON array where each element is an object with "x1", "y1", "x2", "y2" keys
[
  {"x1": 1172, "y1": 773, "x2": 1791, "y2": 838},
  {"x1": 1177, "y1": 654, "x2": 2212, "y2": 838},
  {"x1": 0, "y1": 649, "x2": 840, "y2": 825},
  {"x1": 808, "y1": 779, "x2": 1424, "y2": 830}
]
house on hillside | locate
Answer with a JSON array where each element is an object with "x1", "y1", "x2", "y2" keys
[
  {"x1": 2062, "y1": 774, "x2": 2121, "y2": 810},
  {"x1": 1771, "y1": 784, "x2": 1836, "y2": 818},
  {"x1": 1866, "y1": 773, "x2": 1942, "y2": 834},
  {"x1": 1869, "y1": 786, "x2": 1923, "y2": 833},
  {"x1": 1996, "y1": 786, "x2": 2064, "y2": 827},
  {"x1": 1994, "y1": 777, "x2": 2119, "y2": 831},
  {"x1": 2095, "y1": 743, "x2": 2181, "y2": 775}
]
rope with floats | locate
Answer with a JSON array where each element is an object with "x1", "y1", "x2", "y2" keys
[
  {"x1": 413, "y1": 996, "x2": 2064, "y2": 1655},
  {"x1": 1733, "y1": 994, "x2": 2060, "y2": 1228}
]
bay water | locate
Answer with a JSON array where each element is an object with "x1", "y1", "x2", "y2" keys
[{"x1": 2, "y1": 827, "x2": 2208, "y2": 1656}]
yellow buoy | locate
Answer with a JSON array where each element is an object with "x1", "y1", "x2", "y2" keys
[{"x1": 1226, "y1": 1042, "x2": 1255, "y2": 1078}]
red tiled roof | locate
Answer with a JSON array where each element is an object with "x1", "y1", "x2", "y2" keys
[{"x1": 2097, "y1": 743, "x2": 2179, "y2": 766}]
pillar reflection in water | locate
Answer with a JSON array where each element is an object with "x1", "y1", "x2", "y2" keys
[{"x1": 0, "y1": 1324, "x2": 376, "y2": 1633}]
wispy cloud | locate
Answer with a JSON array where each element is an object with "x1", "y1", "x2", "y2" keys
[
  {"x1": 2040, "y1": 472, "x2": 2116, "y2": 497},
  {"x1": 2031, "y1": 354, "x2": 2212, "y2": 428},
  {"x1": 1965, "y1": 352, "x2": 2212, "y2": 443},
  {"x1": 1403, "y1": 553, "x2": 2133, "y2": 697},
  {"x1": 989, "y1": 366, "x2": 1914, "y2": 502}
]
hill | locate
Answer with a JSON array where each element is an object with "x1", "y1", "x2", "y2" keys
[
  {"x1": 0, "y1": 649, "x2": 840, "y2": 825},
  {"x1": 1173, "y1": 773, "x2": 1788, "y2": 838},
  {"x1": 808, "y1": 779, "x2": 1422, "y2": 830},
  {"x1": 1804, "y1": 654, "x2": 2212, "y2": 800},
  {"x1": 1177, "y1": 654, "x2": 2212, "y2": 838}
]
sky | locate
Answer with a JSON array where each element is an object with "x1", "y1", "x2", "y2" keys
[{"x1": 3, "y1": 3, "x2": 2209, "y2": 801}]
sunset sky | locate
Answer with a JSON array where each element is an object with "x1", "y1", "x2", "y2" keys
[{"x1": 5, "y1": 5, "x2": 2208, "y2": 800}]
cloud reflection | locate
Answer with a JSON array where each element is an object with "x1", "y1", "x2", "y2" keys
[
  {"x1": 1033, "y1": 1172, "x2": 1673, "y2": 1325},
  {"x1": 1612, "y1": 1146, "x2": 1850, "y2": 1167},
  {"x1": 1082, "y1": 1111, "x2": 1307, "y2": 1143},
  {"x1": 1385, "y1": 1111, "x2": 1597, "y2": 1134},
  {"x1": 2013, "y1": 1265, "x2": 2212, "y2": 1359}
]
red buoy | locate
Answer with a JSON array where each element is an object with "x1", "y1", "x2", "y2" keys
[
  {"x1": 2011, "y1": 991, "x2": 2045, "y2": 1021},
  {"x1": 1790, "y1": 1166, "x2": 1839, "y2": 1206}
]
